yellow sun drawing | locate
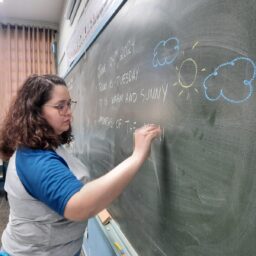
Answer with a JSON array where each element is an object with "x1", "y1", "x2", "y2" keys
[{"x1": 173, "y1": 41, "x2": 206, "y2": 100}]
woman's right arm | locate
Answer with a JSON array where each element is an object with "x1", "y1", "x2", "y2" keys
[{"x1": 64, "y1": 124, "x2": 161, "y2": 221}]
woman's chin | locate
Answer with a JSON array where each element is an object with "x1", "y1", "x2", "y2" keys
[{"x1": 56, "y1": 126, "x2": 70, "y2": 135}]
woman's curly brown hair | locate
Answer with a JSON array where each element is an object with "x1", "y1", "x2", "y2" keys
[{"x1": 0, "y1": 74, "x2": 73, "y2": 160}]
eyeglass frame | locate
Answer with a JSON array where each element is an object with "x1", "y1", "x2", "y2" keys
[{"x1": 44, "y1": 99, "x2": 77, "y2": 115}]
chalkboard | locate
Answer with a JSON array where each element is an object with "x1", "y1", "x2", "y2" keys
[{"x1": 65, "y1": 0, "x2": 256, "y2": 255}]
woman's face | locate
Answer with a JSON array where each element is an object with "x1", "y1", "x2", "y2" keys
[{"x1": 42, "y1": 85, "x2": 72, "y2": 135}]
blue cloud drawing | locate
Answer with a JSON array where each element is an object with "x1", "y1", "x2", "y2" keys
[
  {"x1": 203, "y1": 57, "x2": 256, "y2": 103},
  {"x1": 152, "y1": 37, "x2": 180, "y2": 68}
]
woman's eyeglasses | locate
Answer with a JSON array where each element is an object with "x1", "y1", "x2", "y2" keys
[{"x1": 44, "y1": 100, "x2": 77, "y2": 115}]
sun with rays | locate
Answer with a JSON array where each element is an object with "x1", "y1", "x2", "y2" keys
[{"x1": 173, "y1": 41, "x2": 206, "y2": 100}]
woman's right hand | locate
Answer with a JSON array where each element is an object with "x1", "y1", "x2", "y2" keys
[{"x1": 132, "y1": 124, "x2": 161, "y2": 163}]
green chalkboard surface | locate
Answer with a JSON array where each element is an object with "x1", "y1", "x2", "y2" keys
[{"x1": 65, "y1": 0, "x2": 256, "y2": 255}]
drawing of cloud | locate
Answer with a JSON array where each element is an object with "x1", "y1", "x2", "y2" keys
[
  {"x1": 152, "y1": 37, "x2": 180, "y2": 67},
  {"x1": 203, "y1": 57, "x2": 256, "y2": 103}
]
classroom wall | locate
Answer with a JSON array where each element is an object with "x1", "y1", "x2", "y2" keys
[{"x1": 57, "y1": 0, "x2": 89, "y2": 77}]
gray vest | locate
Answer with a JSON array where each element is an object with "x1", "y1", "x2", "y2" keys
[{"x1": 1, "y1": 146, "x2": 90, "y2": 256}]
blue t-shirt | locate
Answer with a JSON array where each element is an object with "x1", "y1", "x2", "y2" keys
[{"x1": 16, "y1": 147, "x2": 83, "y2": 216}]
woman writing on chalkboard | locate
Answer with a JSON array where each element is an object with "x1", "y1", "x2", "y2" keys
[{"x1": 0, "y1": 74, "x2": 161, "y2": 256}]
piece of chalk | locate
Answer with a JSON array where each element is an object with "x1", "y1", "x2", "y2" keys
[
  {"x1": 114, "y1": 242, "x2": 125, "y2": 255},
  {"x1": 98, "y1": 209, "x2": 112, "y2": 225}
]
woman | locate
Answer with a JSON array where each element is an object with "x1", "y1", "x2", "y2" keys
[{"x1": 0, "y1": 74, "x2": 161, "y2": 256}]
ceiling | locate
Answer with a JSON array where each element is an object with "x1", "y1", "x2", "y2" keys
[{"x1": 0, "y1": 0, "x2": 66, "y2": 26}]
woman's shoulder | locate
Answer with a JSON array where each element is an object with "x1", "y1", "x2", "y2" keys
[
  {"x1": 17, "y1": 146, "x2": 54, "y2": 154},
  {"x1": 16, "y1": 147, "x2": 66, "y2": 166}
]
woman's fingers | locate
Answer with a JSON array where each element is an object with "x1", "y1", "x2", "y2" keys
[
  {"x1": 143, "y1": 124, "x2": 161, "y2": 138},
  {"x1": 133, "y1": 124, "x2": 161, "y2": 146},
  {"x1": 135, "y1": 124, "x2": 160, "y2": 134},
  {"x1": 147, "y1": 128, "x2": 161, "y2": 140},
  {"x1": 132, "y1": 124, "x2": 161, "y2": 161}
]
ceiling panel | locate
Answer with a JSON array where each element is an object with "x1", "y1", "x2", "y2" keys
[{"x1": 0, "y1": 0, "x2": 65, "y2": 24}]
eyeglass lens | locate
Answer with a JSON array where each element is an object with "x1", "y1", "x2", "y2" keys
[{"x1": 59, "y1": 100, "x2": 77, "y2": 114}]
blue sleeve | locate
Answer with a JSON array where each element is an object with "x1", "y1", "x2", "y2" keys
[{"x1": 16, "y1": 148, "x2": 84, "y2": 216}]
